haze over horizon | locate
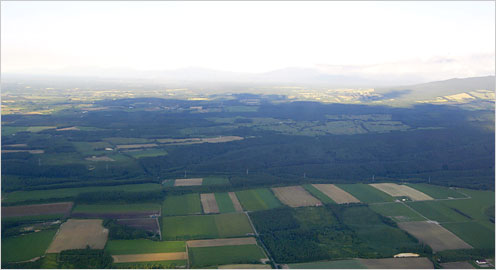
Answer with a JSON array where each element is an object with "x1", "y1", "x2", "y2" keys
[{"x1": 2, "y1": 1, "x2": 494, "y2": 85}]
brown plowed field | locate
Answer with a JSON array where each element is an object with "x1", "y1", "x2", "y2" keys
[
  {"x1": 174, "y1": 178, "x2": 203, "y2": 186},
  {"x1": 398, "y1": 221, "x2": 472, "y2": 252},
  {"x1": 71, "y1": 210, "x2": 159, "y2": 219},
  {"x1": 116, "y1": 218, "x2": 160, "y2": 233},
  {"x1": 369, "y1": 183, "x2": 433, "y2": 201},
  {"x1": 2, "y1": 202, "x2": 73, "y2": 218},
  {"x1": 358, "y1": 257, "x2": 433, "y2": 269},
  {"x1": 201, "y1": 193, "x2": 220, "y2": 214},
  {"x1": 228, "y1": 192, "x2": 243, "y2": 212},
  {"x1": 312, "y1": 184, "x2": 360, "y2": 204},
  {"x1": 272, "y1": 186, "x2": 322, "y2": 207},
  {"x1": 187, "y1": 237, "x2": 257, "y2": 248},
  {"x1": 112, "y1": 252, "x2": 187, "y2": 263},
  {"x1": 46, "y1": 219, "x2": 108, "y2": 253}
]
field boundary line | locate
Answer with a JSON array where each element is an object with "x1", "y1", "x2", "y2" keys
[
  {"x1": 400, "y1": 202, "x2": 431, "y2": 222},
  {"x1": 244, "y1": 211, "x2": 278, "y2": 269}
]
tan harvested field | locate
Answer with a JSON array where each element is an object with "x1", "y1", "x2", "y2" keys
[
  {"x1": 47, "y1": 219, "x2": 108, "y2": 253},
  {"x1": 2, "y1": 149, "x2": 44, "y2": 154},
  {"x1": 440, "y1": 261, "x2": 475, "y2": 269},
  {"x1": 187, "y1": 237, "x2": 257, "y2": 248},
  {"x1": 272, "y1": 186, "x2": 322, "y2": 207},
  {"x1": 228, "y1": 192, "x2": 244, "y2": 212},
  {"x1": 4, "y1": 144, "x2": 28, "y2": 147},
  {"x1": 357, "y1": 257, "x2": 433, "y2": 269},
  {"x1": 398, "y1": 221, "x2": 472, "y2": 252},
  {"x1": 202, "y1": 136, "x2": 244, "y2": 143},
  {"x1": 115, "y1": 143, "x2": 158, "y2": 149},
  {"x1": 2, "y1": 202, "x2": 73, "y2": 218},
  {"x1": 112, "y1": 252, "x2": 187, "y2": 263},
  {"x1": 56, "y1": 126, "x2": 80, "y2": 131},
  {"x1": 85, "y1": 156, "x2": 115, "y2": 162},
  {"x1": 174, "y1": 178, "x2": 203, "y2": 186},
  {"x1": 218, "y1": 264, "x2": 271, "y2": 269},
  {"x1": 312, "y1": 184, "x2": 360, "y2": 204},
  {"x1": 369, "y1": 183, "x2": 433, "y2": 201},
  {"x1": 201, "y1": 193, "x2": 220, "y2": 214}
]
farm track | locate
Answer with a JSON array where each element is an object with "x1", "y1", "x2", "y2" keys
[{"x1": 244, "y1": 211, "x2": 278, "y2": 269}]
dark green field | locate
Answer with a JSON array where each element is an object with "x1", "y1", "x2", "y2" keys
[
  {"x1": 235, "y1": 188, "x2": 282, "y2": 211},
  {"x1": 215, "y1": 192, "x2": 236, "y2": 213},
  {"x1": 112, "y1": 260, "x2": 187, "y2": 269},
  {"x1": 162, "y1": 193, "x2": 202, "y2": 216},
  {"x1": 162, "y1": 212, "x2": 253, "y2": 240},
  {"x1": 288, "y1": 259, "x2": 366, "y2": 269},
  {"x1": 336, "y1": 184, "x2": 395, "y2": 203},
  {"x1": 369, "y1": 202, "x2": 426, "y2": 222},
  {"x1": 203, "y1": 176, "x2": 230, "y2": 186},
  {"x1": 1, "y1": 229, "x2": 57, "y2": 262},
  {"x1": 441, "y1": 222, "x2": 495, "y2": 249},
  {"x1": 73, "y1": 203, "x2": 160, "y2": 214},
  {"x1": 406, "y1": 200, "x2": 472, "y2": 223},
  {"x1": 405, "y1": 184, "x2": 467, "y2": 199},
  {"x1": 302, "y1": 184, "x2": 336, "y2": 204},
  {"x1": 105, "y1": 239, "x2": 185, "y2": 254},
  {"x1": 189, "y1": 244, "x2": 266, "y2": 268}
]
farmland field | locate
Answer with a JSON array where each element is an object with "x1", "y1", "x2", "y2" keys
[
  {"x1": 115, "y1": 218, "x2": 160, "y2": 233},
  {"x1": 357, "y1": 257, "x2": 434, "y2": 269},
  {"x1": 112, "y1": 252, "x2": 187, "y2": 263},
  {"x1": 1, "y1": 229, "x2": 57, "y2": 262},
  {"x1": 302, "y1": 184, "x2": 336, "y2": 204},
  {"x1": 106, "y1": 239, "x2": 185, "y2": 254},
  {"x1": 2, "y1": 202, "x2": 73, "y2": 218},
  {"x1": 441, "y1": 221, "x2": 495, "y2": 249},
  {"x1": 72, "y1": 203, "x2": 160, "y2": 214},
  {"x1": 201, "y1": 193, "x2": 220, "y2": 214},
  {"x1": 189, "y1": 244, "x2": 267, "y2": 268},
  {"x1": 405, "y1": 184, "x2": 467, "y2": 199},
  {"x1": 398, "y1": 221, "x2": 472, "y2": 251},
  {"x1": 235, "y1": 188, "x2": 282, "y2": 211},
  {"x1": 124, "y1": 149, "x2": 168, "y2": 159},
  {"x1": 229, "y1": 192, "x2": 244, "y2": 212},
  {"x1": 203, "y1": 176, "x2": 230, "y2": 185},
  {"x1": 47, "y1": 219, "x2": 109, "y2": 253},
  {"x1": 218, "y1": 264, "x2": 271, "y2": 269},
  {"x1": 288, "y1": 259, "x2": 366, "y2": 269},
  {"x1": 312, "y1": 184, "x2": 360, "y2": 204},
  {"x1": 187, "y1": 237, "x2": 257, "y2": 247},
  {"x1": 112, "y1": 260, "x2": 187, "y2": 268},
  {"x1": 174, "y1": 178, "x2": 203, "y2": 186},
  {"x1": 337, "y1": 184, "x2": 395, "y2": 203},
  {"x1": 369, "y1": 202, "x2": 426, "y2": 222},
  {"x1": 369, "y1": 183, "x2": 433, "y2": 201},
  {"x1": 406, "y1": 201, "x2": 472, "y2": 223},
  {"x1": 272, "y1": 186, "x2": 322, "y2": 207},
  {"x1": 162, "y1": 212, "x2": 253, "y2": 240},
  {"x1": 215, "y1": 192, "x2": 236, "y2": 213},
  {"x1": 162, "y1": 193, "x2": 201, "y2": 216},
  {"x1": 3, "y1": 183, "x2": 161, "y2": 203}
]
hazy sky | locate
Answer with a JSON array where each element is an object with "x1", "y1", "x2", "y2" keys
[{"x1": 2, "y1": 1, "x2": 495, "y2": 79}]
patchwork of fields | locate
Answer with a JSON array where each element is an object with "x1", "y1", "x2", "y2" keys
[{"x1": 1, "y1": 182, "x2": 493, "y2": 268}]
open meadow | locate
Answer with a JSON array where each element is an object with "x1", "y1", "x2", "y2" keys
[
  {"x1": 106, "y1": 239, "x2": 185, "y2": 255},
  {"x1": 1, "y1": 229, "x2": 57, "y2": 263},
  {"x1": 235, "y1": 188, "x2": 282, "y2": 211},
  {"x1": 189, "y1": 244, "x2": 267, "y2": 268},
  {"x1": 336, "y1": 184, "x2": 395, "y2": 203},
  {"x1": 369, "y1": 202, "x2": 426, "y2": 222},
  {"x1": 162, "y1": 193, "x2": 202, "y2": 216}
]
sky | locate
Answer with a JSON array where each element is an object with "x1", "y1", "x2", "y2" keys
[{"x1": 1, "y1": 1, "x2": 495, "y2": 82}]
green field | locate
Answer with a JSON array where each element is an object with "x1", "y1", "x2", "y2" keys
[
  {"x1": 105, "y1": 239, "x2": 185, "y2": 255},
  {"x1": 3, "y1": 183, "x2": 161, "y2": 203},
  {"x1": 162, "y1": 193, "x2": 201, "y2": 216},
  {"x1": 439, "y1": 189, "x2": 495, "y2": 229},
  {"x1": 405, "y1": 184, "x2": 467, "y2": 199},
  {"x1": 302, "y1": 184, "x2": 336, "y2": 204},
  {"x1": 441, "y1": 222, "x2": 495, "y2": 249},
  {"x1": 406, "y1": 200, "x2": 472, "y2": 223},
  {"x1": 1, "y1": 229, "x2": 57, "y2": 262},
  {"x1": 103, "y1": 137, "x2": 155, "y2": 144},
  {"x1": 125, "y1": 149, "x2": 168, "y2": 159},
  {"x1": 2, "y1": 214, "x2": 64, "y2": 223},
  {"x1": 236, "y1": 188, "x2": 282, "y2": 211},
  {"x1": 162, "y1": 213, "x2": 253, "y2": 240},
  {"x1": 288, "y1": 259, "x2": 366, "y2": 269},
  {"x1": 215, "y1": 192, "x2": 236, "y2": 213},
  {"x1": 369, "y1": 203, "x2": 426, "y2": 222},
  {"x1": 336, "y1": 184, "x2": 395, "y2": 203},
  {"x1": 189, "y1": 245, "x2": 266, "y2": 268},
  {"x1": 73, "y1": 203, "x2": 160, "y2": 214},
  {"x1": 112, "y1": 260, "x2": 187, "y2": 269},
  {"x1": 203, "y1": 176, "x2": 230, "y2": 186}
]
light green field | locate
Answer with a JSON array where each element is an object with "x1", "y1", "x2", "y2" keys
[
  {"x1": 73, "y1": 203, "x2": 160, "y2": 214},
  {"x1": 289, "y1": 259, "x2": 366, "y2": 269},
  {"x1": 105, "y1": 239, "x2": 185, "y2": 255},
  {"x1": 2, "y1": 126, "x2": 56, "y2": 136},
  {"x1": 3, "y1": 183, "x2": 161, "y2": 203},
  {"x1": 236, "y1": 188, "x2": 282, "y2": 211},
  {"x1": 203, "y1": 176, "x2": 230, "y2": 185},
  {"x1": 1, "y1": 229, "x2": 57, "y2": 262},
  {"x1": 405, "y1": 184, "x2": 467, "y2": 199},
  {"x1": 125, "y1": 149, "x2": 168, "y2": 159},
  {"x1": 441, "y1": 221, "x2": 495, "y2": 249},
  {"x1": 302, "y1": 184, "x2": 336, "y2": 204},
  {"x1": 73, "y1": 141, "x2": 113, "y2": 156},
  {"x1": 369, "y1": 203, "x2": 426, "y2": 222},
  {"x1": 406, "y1": 201, "x2": 472, "y2": 223},
  {"x1": 215, "y1": 193, "x2": 236, "y2": 213},
  {"x1": 112, "y1": 260, "x2": 187, "y2": 269},
  {"x1": 189, "y1": 245, "x2": 266, "y2": 268},
  {"x1": 102, "y1": 137, "x2": 155, "y2": 144},
  {"x1": 336, "y1": 184, "x2": 395, "y2": 203},
  {"x1": 162, "y1": 193, "x2": 202, "y2": 216},
  {"x1": 162, "y1": 213, "x2": 253, "y2": 240}
]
